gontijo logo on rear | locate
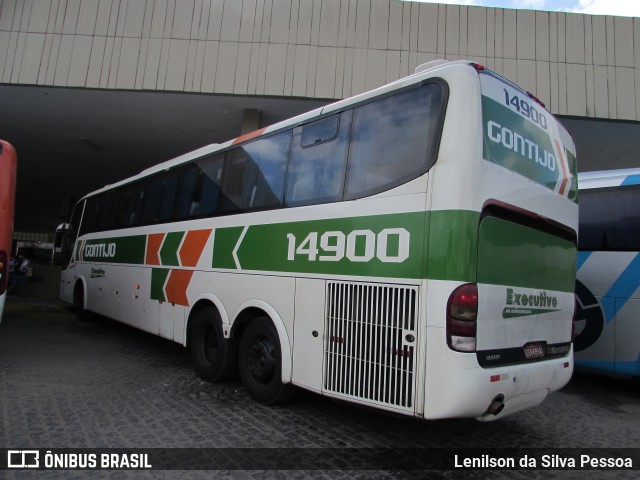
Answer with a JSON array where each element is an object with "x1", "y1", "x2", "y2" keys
[{"x1": 480, "y1": 73, "x2": 577, "y2": 202}]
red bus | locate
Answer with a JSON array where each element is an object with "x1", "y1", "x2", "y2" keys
[{"x1": 0, "y1": 140, "x2": 17, "y2": 320}]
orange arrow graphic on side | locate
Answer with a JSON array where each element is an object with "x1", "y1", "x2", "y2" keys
[
  {"x1": 179, "y1": 229, "x2": 212, "y2": 267},
  {"x1": 165, "y1": 269, "x2": 194, "y2": 306},
  {"x1": 146, "y1": 233, "x2": 165, "y2": 266}
]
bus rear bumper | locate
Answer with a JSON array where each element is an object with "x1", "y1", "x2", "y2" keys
[
  {"x1": 477, "y1": 354, "x2": 573, "y2": 422},
  {"x1": 475, "y1": 388, "x2": 549, "y2": 422},
  {"x1": 423, "y1": 337, "x2": 574, "y2": 420}
]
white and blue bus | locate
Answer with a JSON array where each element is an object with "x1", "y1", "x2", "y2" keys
[
  {"x1": 575, "y1": 168, "x2": 640, "y2": 376},
  {"x1": 59, "y1": 60, "x2": 578, "y2": 420}
]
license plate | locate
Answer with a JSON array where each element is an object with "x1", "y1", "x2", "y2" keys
[{"x1": 523, "y1": 343, "x2": 545, "y2": 359}]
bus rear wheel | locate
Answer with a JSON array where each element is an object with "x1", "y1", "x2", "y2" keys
[
  {"x1": 190, "y1": 306, "x2": 237, "y2": 382},
  {"x1": 239, "y1": 316, "x2": 294, "y2": 405}
]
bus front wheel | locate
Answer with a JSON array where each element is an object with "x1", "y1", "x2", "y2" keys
[
  {"x1": 190, "y1": 306, "x2": 237, "y2": 382},
  {"x1": 239, "y1": 316, "x2": 294, "y2": 405},
  {"x1": 73, "y1": 283, "x2": 91, "y2": 322}
]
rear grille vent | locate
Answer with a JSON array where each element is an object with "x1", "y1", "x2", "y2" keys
[{"x1": 324, "y1": 281, "x2": 419, "y2": 411}]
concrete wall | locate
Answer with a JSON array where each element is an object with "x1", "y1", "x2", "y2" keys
[{"x1": 1, "y1": 0, "x2": 640, "y2": 120}]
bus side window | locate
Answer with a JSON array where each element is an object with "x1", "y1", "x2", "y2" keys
[
  {"x1": 221, "y1": 131, "x2": 291, "y2": 213},
  {"x1": 141, "y1": 174, "x2": 178, "y2": 223},
  {"x1": 285, "y1": 112, "x2": 351, "y2": 207},
  {"x1": 116, "y1": 185, "x2": 144, "y2": 228},
  {"x1": 97, "y1": 193, "x2": 118, "y2": 232},
  {"x1": 345, "y1": 84, "x2": 443, "y2": 200},
  {"x1": 174, "y1": 166, "x2": 198, "y2": 219},
  {"x1": 192, "y1": 154, "x2": 223, "y2": 216},
  {"x1": 221, "y1": 148, "x2": 249, "y2": 212},
  {"x1": 130, "y1": 187, "x2": 144, "y2": 225},
  {"x1": 116, "y1": 189, "x2": 133, "y2": 228},
  {"x1": 81, "y1": 193, "x2": 116, "y2": 233}
]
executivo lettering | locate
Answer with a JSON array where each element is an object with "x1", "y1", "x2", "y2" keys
[{"x1": 503, "y1": 288, "x2": 560, "y2": 319}]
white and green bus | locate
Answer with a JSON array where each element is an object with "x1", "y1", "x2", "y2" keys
[{"x1": 59, "y1": 60, "x2": 578, "y2": 421}]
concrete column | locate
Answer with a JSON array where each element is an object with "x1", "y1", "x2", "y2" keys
[{"x1": 241, "y1": 109, "x2": 263, "y2": 134}]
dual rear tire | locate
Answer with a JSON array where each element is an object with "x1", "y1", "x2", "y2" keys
[
  {"x1": 238, "y1": 316, "x2": 294, "y2": 405},
  {"x1": 190, "y1": 307, "x2": 237, "y2": 382},
  {"x1": 190, "y1": 310, "x2": 293, "y2": 404}
]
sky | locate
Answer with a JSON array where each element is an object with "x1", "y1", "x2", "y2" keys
[{"x1": 402, "y1": 0, "x2": 640, "y2": 17}]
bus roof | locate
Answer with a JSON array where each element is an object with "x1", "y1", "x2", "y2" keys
[{"x1": 578, "y1": 168, "x2": 640, "y2": 189}]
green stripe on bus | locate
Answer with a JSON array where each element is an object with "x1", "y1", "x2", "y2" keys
[
  {"x1": 151, "y1": 268, "x2": 169, "y2": 302},
  {"x1": 212, "y1": 227, "x2": 245, "y2": 269},
  {"x1": 426, "y1": 210, "x2": 479, "y2": 282},
  {"x1": 77, "y1": 210, "x2": 575, "y2": 291},
  {"x1": 208, "y1": 210, "x2": 482, "y2": 281},
  {"x1": 212, "y1": 212, "x2": 428, "y2": 279},
  {"x1": 160, "y1": 231, "x2": 185, "y2": 266}
]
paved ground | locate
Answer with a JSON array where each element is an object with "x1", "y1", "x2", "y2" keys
[{"x1": 1, "y1": 296, "x2": 639, "y2": 479}]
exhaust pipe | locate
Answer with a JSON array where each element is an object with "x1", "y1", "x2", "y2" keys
[{"x1": 486, "y1": 394, "x2": 505, "y2": 416}]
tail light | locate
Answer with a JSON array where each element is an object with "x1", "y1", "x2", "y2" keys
[
  {"x1": 0, "y1": 250, "x2": 8, "y2": 295},
  {"x1": 447, "y1": 283, "x2": 478, "y2": 352}
]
